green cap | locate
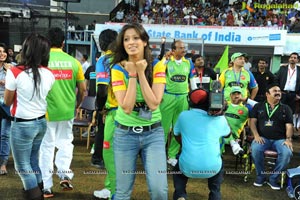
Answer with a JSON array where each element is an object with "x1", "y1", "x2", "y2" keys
[
  {"x1": 230, "y1": 86, "x2": 242, "y2": 94},
  {"x1": 231, "y1": 52, "x2": 247, "y2": 62}
]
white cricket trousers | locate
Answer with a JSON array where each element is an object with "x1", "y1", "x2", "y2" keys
[{"x1": 39, "y1": 119, "x2": 74, "y2": 190}]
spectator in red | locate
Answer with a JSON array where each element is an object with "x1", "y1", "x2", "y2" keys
[{"x1": 226, "y1": 10, "x2": 234, "y2": 26}]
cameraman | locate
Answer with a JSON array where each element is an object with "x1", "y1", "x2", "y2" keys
[{"x1": 172, "y1": 88, "x2": 230, "y2": 200}]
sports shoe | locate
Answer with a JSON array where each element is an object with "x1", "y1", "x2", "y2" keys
[
  {"x1": 253, "y1": 178, "x2": 266, "y2": 187},
  {"x1": 167, "y1": 158, "x2": 178, "y2": 167},
  {"x1": 60, "y1": 177, "x2": 73, "y2": 191},
  {"x1": 230, "y1": 140, "x2": 244, "y2": 155},
  {"x1": 43, "y1": 188, "x2": 54, "y2": 198},
  {"x1": 91, "y1": 160, "x2": 105, "y2": 169},
  {"x1": 267, "y1": 181, "x2": 280, "y2": 190},
  {"x1": 94, "y1": 188, "x2": 111, "y2": 199}
]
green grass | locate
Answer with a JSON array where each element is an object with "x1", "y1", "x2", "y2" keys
[{"x1": 1, "y1": 134, "x2": 299, "y2": 200}]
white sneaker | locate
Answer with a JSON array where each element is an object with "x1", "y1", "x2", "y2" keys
[
  {"x1": 230, "y1": 140, "x2": 244, "y2": 155},
  {"x1": 167, "y1": 158, "x2": 178, "y2": 167},
  {"x1": 94, "y1": 188, "x2": 111, "y2": 199}
]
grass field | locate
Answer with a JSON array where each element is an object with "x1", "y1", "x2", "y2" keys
[{"x1": 0, "y1": 132, "x2": 299, "y2": 200}]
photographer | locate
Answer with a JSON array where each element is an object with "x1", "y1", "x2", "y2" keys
[{"x1": 172, "y1": 88, "x2": 230, "y2": 200}]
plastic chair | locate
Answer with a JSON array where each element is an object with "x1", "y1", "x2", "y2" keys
[{"x1": 73, "y1": 96, "x2": 96, "y2": 149}]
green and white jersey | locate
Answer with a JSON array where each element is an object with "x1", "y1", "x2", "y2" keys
[{"x1": 46, "y1": 48, "x2": 85, "y2": 121}]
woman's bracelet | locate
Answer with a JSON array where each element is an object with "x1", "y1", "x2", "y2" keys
[{"x1": 129, "y1": 73, "x2": 137, "y2": 78}]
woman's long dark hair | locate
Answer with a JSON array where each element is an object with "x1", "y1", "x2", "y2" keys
[
  {"x1": 19, "y1": 33, "x2": 50, "y2": 98},
  {"x1": 111, "y1": 23, "x2": 153, "y2": 86}
]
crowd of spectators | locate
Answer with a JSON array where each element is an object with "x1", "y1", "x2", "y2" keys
[{"x1": 113, "y1": 0, "x2": 300, "y2": 33}]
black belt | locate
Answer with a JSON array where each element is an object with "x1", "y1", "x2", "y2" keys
[
  {"x1": 14, "y1": 115, "x2": 45, "y2": 122},
  {"x1": 117, "y1": 122, "x2": 161, "y2": 133}
]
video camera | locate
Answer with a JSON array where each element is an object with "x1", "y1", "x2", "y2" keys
[
  {"x1": 190, "y1": 75, "x2": 225, "y2": 115},
  {"x1": 208, "y1": 80, "x2": 224, "y2": 114}
]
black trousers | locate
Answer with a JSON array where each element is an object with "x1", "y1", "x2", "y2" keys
[
  {"x1": 91, "y1": 111, "x2": 104, "y2": 163},
  {"x1": 281, "y1": 93, "x2": 297, "y2": 114},
  {"x1": 172, "y1": 160, "x2": 224, "y2": 200}
]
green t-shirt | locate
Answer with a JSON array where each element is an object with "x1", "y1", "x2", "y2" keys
[
  {"x1": 225, "y1": 103, "x2": 249, "y2": 139},
  {"x1": 165, "y1": 56, "x2": 195, "y2": 94},
  {"x1": 220, "y1": 68, "x2": 252, "y2": 102},
  {"x1": 111, "y1": 61, "x2": 166, "y2": 126},
  {"x1": 46, "y1": 48, "x2": 85, "y2": 121}
]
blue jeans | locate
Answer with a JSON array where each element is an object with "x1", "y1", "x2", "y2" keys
[
  {"x1": 10, "y1": 118, "x2": 47, "y2": 190},
  {"x1": 173, "y1": 161, "x2": 224, "y2": 200},
  {"x1": 0, "y1": 118, "x2": 11, "y2": 166},
  {"x1": 251, "y1": 137, "x2": 293, "y2": 183},
  {"x1": 113, "y1": 126, "x2": 168, "y2": 200}
]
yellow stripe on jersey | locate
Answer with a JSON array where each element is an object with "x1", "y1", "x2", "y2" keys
[
  {"x1": 111, "y1": 68, "x2": 126, "y2": 92},
  {"x1": 153, "y1": 59, "x2": 166, "y2": 84}
]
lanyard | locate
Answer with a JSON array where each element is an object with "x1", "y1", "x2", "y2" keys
[
  {"x1": 233, "y1": 70, "x2": 241, "y2": 84},
  {"x1": 287, "y1": 68, "x2": 296, "y2": 85},
  {"x1": 198, "y1": 68, "x2": 204, "y2": 88},
  {"x1": 265, "y1": 103, "x2": 279, "y2": 120}
]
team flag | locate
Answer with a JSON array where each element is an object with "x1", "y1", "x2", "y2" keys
[{"x1": 214, "y1": 45, "x2": 229, "y2": 74}]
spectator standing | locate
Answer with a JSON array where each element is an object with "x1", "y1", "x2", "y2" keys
[
  {"x1": 250, "y1": 83, "x2": 293, "y2": 190},
  {"x1": 84, "y1": 52, "x2": 99, "y2": 98},
  {"x1": 290, "y1": 18, "x2": 300, "y2": 33},
  {"x1": 275, "y1": 52, "x2": 300, "y2": 130},
  {"x1": 81, "y1": 52, "x2": 100, "y2": 138},
  {"x1": 15, "y1": 49, "x2": 22, "y2": 64},
  {"x1": 81, "y1": 54, "x2": 90, "y2": 74},
  {"x1": 173, "y1": 88, "x2": 230, "y2": 200},
  {"x1": 160, "y1": 40, "x2": 195, "y2": 167},
  {"x1": 0, "y1": 43, "x2": 13, "y2": 175},
  {"x1": 253, "y1": 59, "x2": 275, "y2": 102},
  {"x1": 141, "y1": 11, "x2": 149, "y2": 23},
  {"x1": 243, "y1": 56, "x2": 252, "y2": 71},
  {"x1": 7, "y1": 47, "x2": 16, "y2": 65},
  {"x1": 191, "y1": 54, "x2": 216, "y2": 91},
  {"x1": 39, "y1": 27, "x2": 86, "y2": 198},
  {"x1": 184, "y1": 12, "x2": 197, "y2": 25},
  {"x1": 93, "y1": 29, "x2": 118, "y2": 199},
  {"x1": 226, "y1": 10, "x2": 234, "y2": 26},
  {"x1": 111, "y1": 23, "x2": 168, "y2": 200},
  {"x1": 88, "y1": 20, "x2": 96, "y2": 30},
  {"x1": 116, "y1": 8, "x2": 125, "y2": 22},
  {"x1": 5, "y1": 33, "x2": 55, "y2": 200}
]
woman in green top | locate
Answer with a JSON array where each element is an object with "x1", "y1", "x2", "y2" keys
[{"x1": 110, "y1": 23, "x2": 168, "y2": 200}]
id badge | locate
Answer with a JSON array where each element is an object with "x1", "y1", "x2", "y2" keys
[
  {"x1": 264, "y1": 120, "x2": 273, "y2": 127},
  {"x1": 138, "y1": 108, "x2": 152, "y2": 120}
]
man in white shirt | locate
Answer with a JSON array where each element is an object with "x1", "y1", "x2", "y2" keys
[
  {"x1": 275, "y1": 52, "x2": 300, "y2": 130},
  {"x1": 81, "y1": 54, "x2": 90, "y2": 74},
  {"x1": 116, "y1": 9, "x2": 124, "y2": 22}
]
